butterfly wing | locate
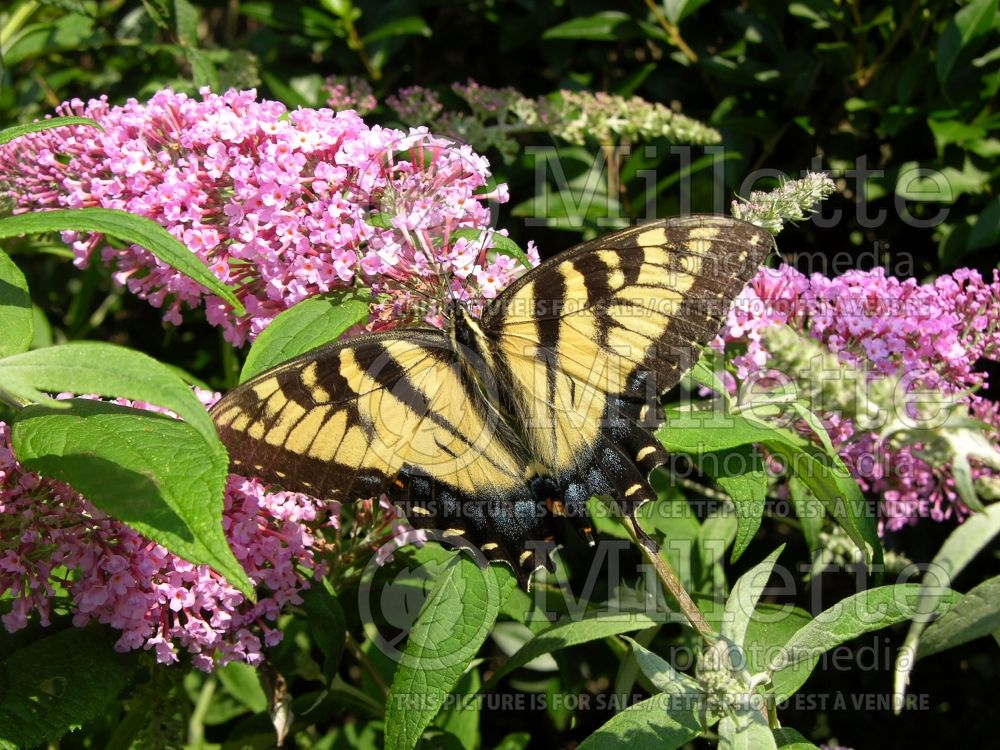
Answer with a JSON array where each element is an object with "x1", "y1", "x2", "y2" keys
[
  {"x1": 211, "y1": 330, "x2": 557, "y2": 580},
  {"x1": 481, "y1": 215, "x2": 773, "y2": 519}
]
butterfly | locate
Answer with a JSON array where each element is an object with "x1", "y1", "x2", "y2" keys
[{"x1": 211, "y1": 215, "x2": 772, "y2": 587}]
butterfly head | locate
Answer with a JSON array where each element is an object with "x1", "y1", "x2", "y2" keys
[{"x1": 447, "y1": 299, "x2": 489, "y2": 354}]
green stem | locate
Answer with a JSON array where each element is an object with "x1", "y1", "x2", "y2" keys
[{"x1": 622, "y1": 515, "x2": 714, "y2": 640}]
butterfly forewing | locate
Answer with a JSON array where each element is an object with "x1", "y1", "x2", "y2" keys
[
  {"x1": 481, "y1": 216, "x2": 773, "y2": 486},
  {"x1": 216, "y1": 334, "x2": 511, "y2": 493}
]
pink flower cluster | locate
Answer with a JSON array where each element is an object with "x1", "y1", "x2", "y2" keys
[
  {"x1": 0, "y1": 88, "x2": 532, "y2": 344},
  {"x1": 0, "y1": 406, "x2": 331, "y2": 670},
  {"x1": 720, "y1": 265, "x2": 1000, "y2": 390},
  {"x1": 718, "y1": 264, "x2": 1000, "y2": 531}
]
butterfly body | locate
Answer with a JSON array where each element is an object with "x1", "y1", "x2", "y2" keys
[{"x1": 211, "y1": 216, "x2": 772, "y2": 586}]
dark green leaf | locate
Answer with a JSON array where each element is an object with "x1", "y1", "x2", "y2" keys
[
  {"x1": 917, "y1": 574, "x2": 1000, "y2": 658},
  {"x1": 0, "y1": 249, "x2": 32, "y2": 358},
  {"x1": 0, "y1": 627, "x2": 139, "y2": 748},
  {"x1": 543, "y1": 11, "x2": 633, "y2": 41},
  {"x1": 484, "y1": 611, "x2": 664, "y2": 689},
  {"x1": 173, "y1": 0, "x2": 200, "y2": 45},
  {"x1": 186, "y1": 47, "x2": 220, "y2": 90},
  {"x1": 493, "y1": 733, "x2": 531, "y2": 750},
  {"x1": 216, "y1": 662, "x2": 268, "y2": 714},
  {"x1": 936, "y1": 0, "x2": 998, "y2": 82},
  {"x1": 0, "y1": 209, "x2": 245, "y2": 315},
  {"x1": 433, "y1": 667, "x2": 481, "y2": 749},
  {"x1": 743, "y1": 604, "x2": 813, "y2": 675},
  {"x1": 302, "y1": 579, "x2": 348, "y2": 681},
  {"x1": 576, "y1": 696, "x2": 701, "y2": 750},
  {"x1": 362, "y1": 16, "x2": 432, "y2": 44},
  {"x1": 659, "y1": 409, "x2": 880, "y2": 566},
  {"x1": 240, "y1": 291, "x2": 371, "y2": 382},
  {"x1": 12, "y1": 400, "x2": 253, "y2": 597},
  {"x1": 773, "y1": 727, "x2": 820, "y2": 749},
  {"x1": 662, "y1": 0, "x2": 712, "y2": 24},
  {"x1": 698, "y1": 445, "x2": 766, "y2": 561},
  {"x1": 770, "y1": 584, "x2": 960, "y2": 701},
  {"x1": 384, "y1": 559, "x2": 512, "y2": 750},
  {"x1": 788, "y1": 477, "x2": 824, "y2": 558}
]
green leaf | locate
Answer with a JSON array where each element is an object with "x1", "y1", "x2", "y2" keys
[
  {"x1": 0, "y1": 249, "x2": 32, "y2": 358},
  {"x1": 0, "y1": 208, "x2": 245, "y2": 315},
  {"x1": 433, "y1": 667, "x2": 481, "y2": 750},
  {"x1": 216, "y1": 662, "x2": 268, "y2": 714},
  {"x1": 186, "y1": 47, "x2": 220, "y2": 90},
  {"x1": 698, "y1": 445, "x2": 766, "y2": 561},
  {"x1": 719, "y1": 712, "x2": 777, "y2": 750},
  {"x1": 451, "y1": 228, "x2": 533, "y2": 270},
  {"x1": 543, "y1": 11, "x2": 633, "y2": 41},
  {"x1": 722, "y1": 546, "x2": 785, "y2": 649},
  {"x1": 662, "y1": 0, "x2": 712, "y2": 24},
  {"x1": 623, "y1": 637, "x2": 701, "y2": 696},
  {"x1": 484, "y1": 611, "x2": 664, "y2": 689},
  {"x1": 173, "y1": 0, "x2": 200, "y2": 45},
  {"x1": 11, "y1": 400, "x2": 253, "y2": 597},
  {"x1": 239, "y1": 291, "x2": 371, "y2": 382},
  {"x1": 384, "y1": 559, "x2": 512, "y2": 750},
  {"x1": 366, "y1": 212, "x2": 393, "y2": 229},
  {"x1": 770, "y1": 584, "x2": 960, "y2": 701},
  {"x1": 788, "y1": 477, "x2": 824, "y2": 558},
  {"x1": 764, "y1": 435, "x2": 879, "y2": 569},
  {"x1": 658, "y1": 406, "x2": 778, "y2": 453},
  {"x1": 0, "y1": 626, "x2": 139, "y2": 748},
  {"x1": 684, "y1": 349, "x2": 730, "y2": 397},
  {"x1": 772, "y1": 727, "x2": 819, "y2": 749},
  {"x1": 493, "y1": 733, "x2": 531, "y2": 750},
  {"x1": 917, "y1": 574, "x2": 1000, "y2": 658},
  {"x1": 302, "y1": 579, "x2": 348, "y2": 681},
  {"x1": 0, "y1": 116, "x2": 102, "y2": 146},
  {"x1": 894, "y1": 504, "x2": 1000, "y2": 701},
  {"x1": 1, "y1": 14, "x2": 101, "y2": 66},
  {"x1": 576, "y1": 695, "x2": 701, "y2": 750},
  {"x1": 362, "y1": 16, "x2": 432, "y2": 44},
  {"x1": 936, "y1": 0, "x2": 998, "y2": 82},
  {"x1": 0, "y1": 342, "x2": 219, "y2": 449},
  {"x1": 659, "y1": 409, "x2": 880, "y2": 566},
  {"x1": 30, "y1": 305, "x2": 53, "y2": 349},
  {"x1": 967, "y1": 195, "x2": 1000, "y2": 252},
  {"x1": 743, "y1": 604, "x2": 813, "y2": 675}
]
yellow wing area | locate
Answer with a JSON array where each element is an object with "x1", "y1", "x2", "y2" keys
[
  {"x1": 211, "y1": 331, "x2": 528, "y2": 502},
  {"x1": 483, "y1": 215, "x2": 773, "y2": 477}
]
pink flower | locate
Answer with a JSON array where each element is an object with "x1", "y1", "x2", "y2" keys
[
  {"x1": 0, "y1": 89, "x2": 531, "y2": 345},
  {"x1": 717, "y1": 263, "x2": 1000, "y2": 532}
]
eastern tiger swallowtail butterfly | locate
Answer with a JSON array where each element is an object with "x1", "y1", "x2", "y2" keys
[{"x1": 211, "y1": 215, "x2": 772, "y2": 586}]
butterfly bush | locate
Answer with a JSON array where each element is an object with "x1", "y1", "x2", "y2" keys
[
  {"x1": 0, "y1": 88, "x2": 533, "y2": 343},
  {"x1": 716, "y1": 261, "x2": 1000, "y2": 531}
]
